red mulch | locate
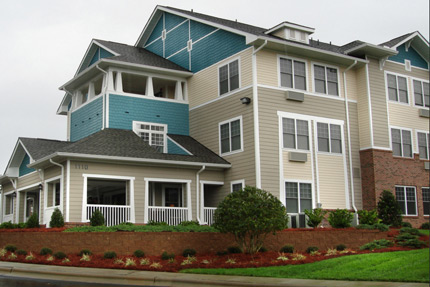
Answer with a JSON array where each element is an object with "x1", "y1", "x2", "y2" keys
[{"x1": 0, "y1": 228, "x2": 67, "y2": 232}]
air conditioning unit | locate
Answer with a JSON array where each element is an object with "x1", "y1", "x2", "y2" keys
[
  {"x1": 285, "y1": 91, "x2": 304, "y2": 102},
  {"x1": 288, "y1": 213, "x2": 309, "y2": 228}
]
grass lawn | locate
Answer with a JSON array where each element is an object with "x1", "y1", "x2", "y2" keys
[
  {"x1": 181, "y1": 249, "x2": 429, "y2": 283},
  {"x1": 419, "y1": 229, "x2": 429, "y2": 236}
]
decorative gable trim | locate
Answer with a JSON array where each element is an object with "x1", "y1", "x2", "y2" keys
[
  {"x1": 75, "y1": 40, "x2": 120, "y2": 76},
  {"x1": 3, "y1": 139, "x2": 34, "y2": 177}
]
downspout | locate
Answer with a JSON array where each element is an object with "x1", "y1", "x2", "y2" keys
[
  {"x1": 50, "y1": 159, "x2": 65, "y2": 224},
  {"x1": 252, "y1": 40, "x2": 267, "y2": 188},
  {"x1": 96, "y1": 65, "x2": 109, "y2": 129},
  {"x1": 196, "y1": 166, "x2": 205, "y2": 224},
  {"x1": 343, "y1": 60, "x2": 358, "y2": 217}
]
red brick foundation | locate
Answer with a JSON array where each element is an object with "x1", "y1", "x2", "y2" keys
[
  {"x1": 0, "y1": 229, "x2": 388, "y2": 256},
  {"x1": 360, "y1": 149, "x2": 430, "y2": 227}
]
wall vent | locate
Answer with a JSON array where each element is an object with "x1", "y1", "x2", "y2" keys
[{"x1": 285, "y1": 91, "x2": 304, "y2": 102}]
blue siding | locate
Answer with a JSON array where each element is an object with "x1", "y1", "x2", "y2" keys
[
  {"x1": 167, "y1": 139, "x2": 189, "y2": 155},
  {"x1": 145, "y1": 38, "x2": 164, "y2": 57},
  {"x1": 147, "y1": 14, "x2": 164, "y2": 44},
  {"x1": 19, "y1": 154, "x2": 35, "y2": 177},
  {"x1": 389, "y1": 44, "x2": 428, "y2": 69},
  {"x1": 190, "y1": 20, "x2": 216, "y2": 41},
  {"x1": 108, "y1": 94, "x2": 189, "y2": 135},
  {"x1": 165, "y1": 21, "x2": 188, "y2": 58},
  {"x1": 70, "y1": 97, "x2": 103, "y2": 141},
  {"x1": 169, "y1": 48, "x2": 189, "y2": 70},
  {"x1": 88, "y1": 47, "x2": 114, "y2": 67},
  {"x1": 165, "y1": 13, "x2": 186, "y2": 31}
]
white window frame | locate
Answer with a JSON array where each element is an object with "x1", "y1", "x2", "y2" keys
[
  {"x1": 311, "y1": 62, "x2": 340, "y2": 96},
  {"x1": 218, "y1": 57, "x2": 241, "y2": 96},
  {"x1": 45, "y1": 176, "x2": 62, "y2": 208},
  {"x1": 278, "y1": 55, "x2": 308, "y2": 91},
  {"x1": 284, "y1": 180, "x2": 313, "y2": 214},
  {"x1": 385, "y1": 72, "x2": 410, "y2": 105},
  {"x1": 395, "y1": 185, "x2": 418, "y2": 216},
  {"x1": 411, "y1": 77, "x2": 430, "y2": 108},
  {"x1": 230, "y1": 179, "x2": 245, "y2": 193},
  {"x1": 416, "y1": 130, "x2": 430, "y2": 160},
  {"x1": 282, "y1": 117, "x2": 310, "y2": 152},
  {"x1": 219, "y1": 116, "x2": 244, "y2": 156},
  {"x1": 390, "y1": 126, "x2": 413, "y2": 158},
  {"x1": 422, "y1": 187, "x2": 430, "y2": 216},
  {"x1": 316, "y1": 121, "x2": 344, "y2": 155},
  {"x1": 4, "y1": 191, "x2": 15, "y2": 215},
  {"x1": 133, "y1": 121, "x2": 167, "y2": 153},
  {"x1": 161, "y1": 183, "x2": 185, "y2": 207}
]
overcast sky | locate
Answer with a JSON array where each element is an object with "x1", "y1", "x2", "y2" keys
[{"x1": 0, "y1": 0, "x2": 428, "y2": 173}]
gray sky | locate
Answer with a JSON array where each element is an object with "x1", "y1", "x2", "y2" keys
[{"x1": 0, "y1": 0, "x2": 428, "y2": 173}]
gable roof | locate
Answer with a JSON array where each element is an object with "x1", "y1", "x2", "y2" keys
[
  {"x1": 379, "y1": 31, "x2": 429, "y2": 62},
  {"x1": 379, "y1": 32, "x2": 415, "y2": 48}
]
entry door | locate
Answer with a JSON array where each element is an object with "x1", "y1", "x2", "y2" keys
[
  {"x1": 164, "y1": 186, "x2": 183, "y2": 207},
  {"x1": 26, "y1": 191, "x2": 40, "y2": 220}
]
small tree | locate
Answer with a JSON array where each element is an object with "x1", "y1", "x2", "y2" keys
[
  {"x1": 213, "y1": 186, "x2": 288, "y2": 254},
  {"x1": 26, "y1": 213, "x2": 40, "y2": 228},
  {"x1": 304, "y1": 208, "x2": 327, "y2": 228},
  {"x1": 90, "y1": 209, "x2": 105, "y2": 226},
  {"x1": 357, "y1": 209, "x2": 379, "y2": 225},
  {"x1": 49, "y1": 208, "x2": 65, "y2": 228},
  {"x1": 377, "y1": 190, "x2": 402, "y2": 227}
]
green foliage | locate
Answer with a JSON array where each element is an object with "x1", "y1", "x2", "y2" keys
[
  {"x1": 49, "y1": 208, "x2": 64, "y2": 228},
  {"x1": 377, "y1": 190, "x2": 402, "y2": 227},
  {"x1": 64, "y1": 224, "x2": 217, "y2": 233},
  {"x1": 306, "y1": 246, "x2": 318, "y2": 254},
  {"x1": 396, "y1": 233, "x2": 418, "y2": 241},
  {"x1": 54, "y1": 252, "x2": 67, "y2": 259},
  {"x1": 216, "y1": 250, "x2": 228, "y2": 256},
  {"x1": 395, "y1": 230, "x2": 426, "y2": 248},
  {"x1": 90, "y1": 209, "x2": 105, "y2": 226},
  {"x1": 40, "y1": 247, "x2": 53, "y2": 255},
  {"x1": 16, "y1": 249, "x2": 27, "y2": 256},
  {"x1": 147, "y1": 220, "x2": 168, "y2": 226},
  {"x1": 397, "y1": 239, "x2": 427, "y2": 248},
  {"x1": 421, "y1": 222, "x2": 430, "y2": 229},
  {"x1": 374, "y1": 223, "x2": 389, "y2": 231},
  {"x1": 179, "y1": 220, "x2": 200, "y2": 226},
  {"x1": 355, "y1": 224, "x2": 374, "y2": 230},
  {"x1": 182, "y1": 248, "x2": 196, "y2": 257},
  {"x1": 401, "y1": 222, "x2": 412, "y2": 228},
  {"x1": 161, "y1": 251, "x2": 175, "y2": 260},
  {"x1": 0, "y1": 221, "x2": 26, "y2": 229},
  {"x1": 336, "y1": 244, "x2": 346, "y2": 251},
  {"x1": 304, "y1": 208, "x2": 327, "y2": 228},
  {"x1": 259, "y1": 246, "x2": 267, "y2": 252},
  {"x1": 328, "y1": 209, "x2": 353, "y2": 228},
  {"x1": 78, "y1": 249, "x2": 92, "y2": 256},
  {"x1": 279, "y1": 245, "x2": 294, "y2": 253},
  {"x1": 103, "y1": 251, "x2": 117, "y2": 259},
  {"x1": 25, "y1": 213, "x2": 40, "y2": 228},
  {"x1": 213, "y1": 186, "x2": 288, "y2": 254},
  {"x1": 355, "y1": 223, "x2": 389, "y2": 231},
  {"x1": 400, "y1": 227, "x2": 421, "y2": 236},
  {"x1": 5, "y1": 245, "x2": 17, "y2": 252},
  {"x1": 357, "y1": 209, "x2": 379, "y2": 225},
  {"x1": 359, "y1": 239, "x2": 394, "y2": 250},
  {"x1": 133, "y1": 249, "x2": 145, "y2": 258},
  {"x1": 227, "y1": 246, "x2": 242, "y2": 254}
]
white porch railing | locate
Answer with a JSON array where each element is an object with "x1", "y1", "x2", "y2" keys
[
  {"x1": 86, "y1": 204, "x2": 131, "y2": 227},
  {"x1": 2, "y1": 214, "x2": 14, "y2": 224},
  {"x1": 203, "y1": 207, "x2": 216, "y2": 226},
  {"x1": 148, "y1": 206, "x2": 188, "y2": 226}
]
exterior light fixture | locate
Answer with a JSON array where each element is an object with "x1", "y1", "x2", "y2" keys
[
  {"x1": 11, "y1": 192, "x2": 17, "y2": 198},
  {"x1": 240, "y1": 97, "x2": 251, "y2": 104}
]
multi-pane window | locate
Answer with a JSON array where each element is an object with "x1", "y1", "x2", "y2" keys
[
  {"x1": 413, "y1": 80, "x2": 429, "y2": 107},
  {"x1": 283, "y1": 118, "x2": 309, "y2": 150},
  {"x1": 285, "y1": 182, "x2": 312, "y2": 213},
  {"x1": 317, "y1": 123, "x2": 342, "y2": 154},
  {"x1": 280, "y1": 58, "x2": 306, "y2": 90},
  {"x1": 47, "y1": 181, "x2": 61, "y2": 207},
  {"x1": 395, "y1": 186, "x2": 417, "y2": 215},
  {"x1": 231, "y1": 180, "x2": 244, "y2": 192},
  {"x1": 391, "y1": 128, "x2": 412, "y2": 157},
  {"x1": 133, "y1": 122, "x2": 167, "y2": 153},
  {"x1": 417, "y1": 132, "x2": 430, "y2": 160},
  {"x1": 220, "y1": 117, "x2": 242, "y2": 155},
  {"x1": 387, "y1": 74, "x2": 408, "y2": 103},
  {"x1": 219, "y1": 60, "x2": 239, "y2": 95},
  {"x1": 314, "y1": 65, "x2": 339, "y2": 96},
  {"x1": 423, "y1": 188, "x2": 430, "y2": 216}
]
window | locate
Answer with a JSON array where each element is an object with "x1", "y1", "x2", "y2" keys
[
  {"x1": 395, "y1": 186, "x2": 417, "y2": 216},
  {"x1": 423, "y1": 188, "x2": 430, "y2": 216},
  {"x1": 417, "y1": 132, "x2": 430, "y2": 160},
  {"x1": 279, "y1": 57, "x2": 306, "y2": 90},
  {"x1": 133, "y1": 121, "x2": 167, "y2": 153},
  {"x1": 314, "y1": 65, "x2": 339, "y2": 96},
  {"x1": 413, "y1": 80, "x2": 429, "y2": 107},
  {"x1": 282, "y1": 118, "x2": 309, "y2": 150},
  {"x1": 47, "y1": 180, "x2": 61, "y2": 207},
  {"x1": 317, "y1": 123, "x2": 342, "y2": 153},
  {"x1": 391, "y1": 128, "x2": 412, "y2": 157},
  {"x1": 5, "y1": 194, "x2": 14, "y2": 215},
  {"x1": 285, "y1": 182, "x2": 312, "y2": 213},
  {"x1": 387, "y1": 74, "x2": 408, "y2": 103},
  {"x1": 231, "y1": 180, "x2": 245, "y2": 193},
  {"x1": 219, "y1": 117, "x2": 242, "y2": 155},
  {"x1": 219, "y1": 59, "x2": 239, "y2": 95}
]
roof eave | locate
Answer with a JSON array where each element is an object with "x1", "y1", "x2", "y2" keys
[{"x1": 344, "y1": 43, "x2": 398, "y2": 58}]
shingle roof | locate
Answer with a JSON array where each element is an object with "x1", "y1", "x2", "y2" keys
[
  {"x1": 339, "y1": 40, "x2": 366, "y2": 53},
  {"x1": 19, "y1": 138, "x2": 70, "y2": 161},
  {"x1": 379, "y1": 32, "x2": 414, "y2": 48},
  {"x1": 94, "y1": 39, "x2": 190, "y2": 72}
]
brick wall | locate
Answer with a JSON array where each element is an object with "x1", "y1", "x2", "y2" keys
[
  {"x1": 0, "y1": 229, "x2": 388, "y2": 256},
  {"x1": 360, "y1": 149, "x2": 429, "y2": 227}
]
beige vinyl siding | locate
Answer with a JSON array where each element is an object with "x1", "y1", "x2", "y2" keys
[
  {"x1": 1, "y1": 183, "x2": 14, "y2": 193},
  {"x1": 272, "y1": 29, "x2": 285, "y2": 39},
  {"x1": 17, "y1": 172, "x2": 40, "y2": 189},
  {"x1": 283, "y1": 151, "x2": 312, "y2": 180},
  {"x1": 317, "y1": 154, "x2": 346, "y2": 209},
  {"x1": 347, "y1": 103, "x2": 363, "y2": 209},
  {"x1": 345, "y1": 69, "x2": 358, "y2": 101},
  {"x1": 356, "y1": 66, "x2": 371, "y2": 148},
  {"x1": 44, "y1": 166, "x2": 62, "y2": 180},
  {"x1": 189, "y1": 88, "x2": 255, "y2": 195},
  {"x1": 188, "y1": 48, "x2": 253, "y2": 108},
  {"x1": 385, "y1": 61, "x2": 429, "y2": 80},
  {"x1": 256, "y1": 49, "x2": 278, "y2": 87}
]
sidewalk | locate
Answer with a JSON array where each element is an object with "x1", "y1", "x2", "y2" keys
[{"x1": 0, "y1": 261, "x2": 427, "y2": 287}]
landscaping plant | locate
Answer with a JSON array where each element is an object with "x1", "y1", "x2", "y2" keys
[
  {"x1": 401, "y1": 222, "x2": 412, "y2": 228},
  {"x1": 280, "y1": 245, "x2": 294, "y2": 253},
  {"x1": 4, "y1": 245, "x2": 17, "y2": 252},
  {"x1": 26, "y1": 213, "x2": 40, "y2": 228},
  {"x1": 182, "y1": 248, "x2": 196, "y2": 257},
  {"x1": 377, "y1": 190, "x2": 402, "y2": 227},
  {"x1": 328, "y1": 209, "x2": 353, "y2": 228},
  {"x1": 103, "y1": 251, "x2": 117, "y2": 259},
  {"x1": 304, "y1": 208, "x2": 327, "y2": 228},
  {"x1": 90, "y1": 209, "x2": 105, "y2": 226},
  {"x1": 357, "y1": 209, "x2": 379, "y2": 225},
  {"x1": 40, "y1": 248, "x2": 53, "y2": 256},
  {"x1": 49, "y1": 208, "x2": 65, "y2": 228},
  {"x1": 133, "y1": 250, "x2": 145, "y2": 258},
  {"x1": 213, "y1": 186, "x2": 288, "y2": 254},
  {"x1": 421, "y1": 222, "x2": 430, "y2": 229}
]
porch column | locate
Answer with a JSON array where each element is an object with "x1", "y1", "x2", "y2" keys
[
  {"x1": 15, "y1": 191, "x2": 20, "y2": 223},
  {"x1": 187, "y1": 182, "x2": 192, "y2": 221},
  {"x1": 174, "y1": 81, "x2": 183, "y2": 101},
  {"x1": 144, "y1": 179, "x2": 149, "y2": 224},
  {"x1": 200, "y1": 182, "x2": 205, "y2": 224},
  {"x1": 130, "y1": 179, "x2": 135, "y2": 223},
  {"x1": 146, "y1": 76, "x2": 154, "y2": 97},
  {"x1": 115, "y1": 72, "x2": 123, "y2": 92},
  {"x1": 81, "y1": 175, "x2": 88, "y2": 222}
]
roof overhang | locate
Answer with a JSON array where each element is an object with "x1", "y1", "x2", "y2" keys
[
  {"x1": 344, "y1": 43, "x2": 398, "y2": 59},
  {"x1": 265, "y1": 22, "x2": 315, "y2": 35},
  {"x1": 3, "y1": 139, "x2": 33, "y2": 178},
  {"x1": 393, "y1": 32, "x2": 429, "y2": 62}
]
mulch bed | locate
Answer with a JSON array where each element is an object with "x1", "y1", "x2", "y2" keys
[{"x1": 0, "y1": 227, "x2": 67, "y2": 233}]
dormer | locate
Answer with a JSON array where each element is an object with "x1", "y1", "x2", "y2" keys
[{"x1": 265, "y1": 22, "x2": 315, "y2": 44}]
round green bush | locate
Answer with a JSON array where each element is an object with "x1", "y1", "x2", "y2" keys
[
  {"x1": 133, "y1": 250, "x2": 145, "y2": 258},
  {"x1": 54, "y1": 252, "x2": 67, "y2": 259},
  {"x1": 26, "y1": 213, "x2": 40, "y2": 228},
  {"x1": 304, "y1": 208, "x2": 327, "y2": 228},
  {"x1": 78, "y1": 249, "x2": 92, "y2": 256},
  {"x1": 306, "y1": 246, "x2": 318, "y2": 253},
  {"x1": 5, "y1": 245, "x2": 17, "y2": 252},
  {"x1": 16, "y1": 249, "x2": 27, "y2": 256},
  {"x1": 161, "y1": 251, "x2": 175, "y2": 260},
  {"x1": 50, "y1": 208, "x2": 65, "y2": 228},
  {"x1": 182, "y1": 248, "x2": 196, "y2": 257},
  {"x1": 377, "y1": 190, "x2": 402, "y2": 227},
  {"x1": 103, "y1": 251, "x2": 117, "y2": 259},
  {"x1": 336, "y1": 244, "x2": 346, "y2": 251},
  {"x1": 90, "y1": 209, "x2": 105, "y2": 226},
  {"x1": 374, "y1": 223, "x2": 389, "y2": 231},
  {"x1": 40, "y1": 247, "x2": 53, "y2": 255},
  {"x1": 400, "y1": 227, "x2": 421, "y2": 236},
  {"x1": 421, "y1": 222, "x2": 430, "y2": 229},
  {"x1": 328, "y1": 209, "x2": 353, "y2": 228},
  {"x1": 279, "y1": 245, "x2": 294, "y2": 253},
  {"x1": 401, "y1": 222, "x2": 412, "y2": 228}
]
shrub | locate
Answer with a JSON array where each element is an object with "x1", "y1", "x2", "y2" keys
[
  {"x1": 397, "y1": 239, "x2": 426, "y2": 248},
  {"x1": 78, "y1": 249, "x2": 92, "y2": 256},
  {"x1": 182, "y1": 248, "x2": 196, "y2": 257},
  {"x1": 259, "y1": 246, "x2": 267, "y2": 253},
  {"x1": 359, "y1": 239, "x2": 394, "y2": 250},
  {"x1": 26, "y1": 213, "x2": 40, "y2": 228},
  {"x1": 161, "y1": 252, "x2": 175, "y2": 260},
  {"x1": 147, "y1": 220, "x2": 168, "y2": 226},
  {"x1": 400, "y1": 227, "x2": 420, "y2": 236},
  {"x1": 49, "y1": 208, "x2": 64, "y2": 228},
  {"x1": 40, "y1": 248, "x2": 53, "y2": 255},
  {"x1": 16, "y1": 249, "x2": 27, "y2": 256},
  {"x1": 357, "y1": 209, "x2": 379, "y2": 225},
  {"x1": 54, "y1": 252, "x2": 67, "y2": 259},
  {"x1": 133, "y1": 250, "x2": 145, "y2": 258},
  {"x1": 336, "y1": 244, "x2": 346, "y2": 251},
  {"x1": 377, "y1": 190, "x2": 402, "y2": 227},
  {"x1": 355, "y1": 224, "x2": 374, "y2": 230},
  {"x1": 421, "y1": 222, "x2": 430, "y2": 229},
  {"x1": 179, "y1": 220, "x2": 200, "y2": 227},
  {"x1": 216, "y1": 250, "x2": 228, "y2": 256},
  {"x1": 103, "y1": 251, "x2": 117, "y2": 259},
  {"x1": 401, "y1": 222, "x2": 412, "y2": 228},
  {"x1": 374, "y1": 223, "x2": 389, "y2": 231},
  {"x1": 279, "y1": 245, "x2": 294, "y2": 253},
  {"x1": 90, "y1": 209, "x2": 105, "y2": 226},
  {"x1": 304, "y1": 208, "x2": 327, "y2": 228},
  {"x1": 4, "y1": 245, "x2": 17, "y2": 252},
  {"x1": 328, "y1": 209, "x2": 353, "y2": 228},
  {"x1": 0, "y1": 222, "x2": 15, "y2": 229},
  {"x1": 213, "y1": 186, "x2": 288, "y2": 254},
  {"x1": 306, "y1": 246, "x2": 318, "y2": 254},
  {"x1": 227, "y1": 246, "x2": 242, "y2": 254}
]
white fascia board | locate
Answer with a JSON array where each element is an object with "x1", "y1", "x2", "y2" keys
[
  {"x1": 265, "y1": 23, "x2": 315, "y2": 35},
  {"x1": 28, "y1": 152, "x2": 231, "y2": 169},
  {"x1": 343, "y1": 43, "x2": 398, "y2": 56},
  {"x1": 56, "y1": 92, "x2": 72, "y2": 115},
  {"x1": 135, "y1": 5, "x2": 162, "y2": 47},
  {"x1": 3, "y1": 140, "x2": 32, "y2": 176},
  {"x1": 391, "y1": 32, "x2": 429, "y2": 49},
  {"x1": 166, "y1": 136, "x2": 193, "y2": 156}
]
